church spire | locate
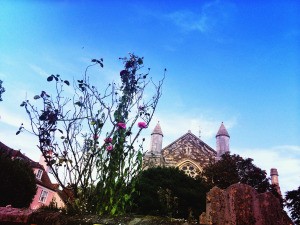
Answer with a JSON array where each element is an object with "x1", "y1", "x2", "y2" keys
[
  {"x1": 216, "y1": 122, "x2": 230, "y2": 138},
  {"x1": 151, "y1": 121, "x2": 163, "y2": 136},
  {"x1": 270, "y1": 168, "x2": 282, "y2": 195},
  {"x1": 216, "y1": 122, "x2": 230, "y2": 160},
  {"x1": 149, "y1": 122, "x2": 163, "y2": 155}
]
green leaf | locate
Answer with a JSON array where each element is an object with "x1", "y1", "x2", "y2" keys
[
  {"x1": 33, "y1": 95, "x2": 41, "y2": 100},
  {"x1": 124, "y1": 194, "x2": 130, "y2": 202},
  {"x1": 111, "y1": 205, "x2": 117, "y2": 215},
  {"x1": 137, "y1": 58, "x2": 143, "y2": 65},
  {"x1": 47, "y1": 76, "x2": 53, "y2": 82}
]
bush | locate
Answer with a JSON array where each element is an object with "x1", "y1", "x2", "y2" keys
[
  {"x1": 285, "y1": 186, "x2": 300, "y2": 225},
  {"x1": 0, "y1": 153, "x2": 37, "y2": 208},
  {"x1": 133, "y1": 167, "x2": 209, "y2": 219}
]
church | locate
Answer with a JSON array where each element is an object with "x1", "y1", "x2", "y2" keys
[
  {"x1": 143, "y1": 122, "x2": 282, "y2": 194},
  {"x1": 143, "y1": 122, "x2": 230, "y2": 178}
]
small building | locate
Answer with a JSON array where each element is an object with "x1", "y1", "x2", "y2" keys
[{"x1": 0, "y1": 141, "x2": 65, "y2": 209}]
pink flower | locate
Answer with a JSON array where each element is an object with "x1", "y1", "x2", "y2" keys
[
  {"x1": 106, "y1": 145, "x2": 113, "y2": 152},
  {"x1": 93, "y1": 135, "x2": 99, "y2": 140},
  {"x1": 117, "y1": 122, "x2": 126, "y2": 129},
  {"x1": 104, "y1": 137, "x2": 112, "y2": 143},
  {"x1": 138, "y1": 121, "x2": 147, "y2": 129}
]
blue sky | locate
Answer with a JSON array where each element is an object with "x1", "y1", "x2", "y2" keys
[{"x1": 0, "y1": 0, "x2": 299, "y2": 201}]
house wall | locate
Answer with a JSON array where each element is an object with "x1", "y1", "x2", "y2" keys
[
  {"x1": 30, "y1": 184, "x2": 55, "y2": 210},
  {"x1": 53, "y1": 192, "x2": 66, "y2": 208}
]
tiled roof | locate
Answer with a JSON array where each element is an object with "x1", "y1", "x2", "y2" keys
[{"x1": 216, "y1": 122, "x2": 230, "y2": 138}]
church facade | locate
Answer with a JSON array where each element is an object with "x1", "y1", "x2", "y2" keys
[{"x1": 143, "y1": 122, "x2": 230, "y2": 177}]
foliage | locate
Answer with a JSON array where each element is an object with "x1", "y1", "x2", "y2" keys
[
  {"x1": 0, "y1": 152, "x2": 37, "y2": 208},
  {"x1": 18, "y1": 54, "x2": 164, "y2": 215},
  {"x1": 40, "y1": 198, "x2": 62, "y2": 212},
  {"x1": 201, "y1": 152, "x2": 272, "y2": 193},
  {"x1": 0, "y1": 80, "x2": 5, "y2": 101},
  {"x1": 133, "y1": 167, "x2": 209, "y2": 219},
  {"x1": 285, "y1": 186, "x2": 300, "y2": 225}
]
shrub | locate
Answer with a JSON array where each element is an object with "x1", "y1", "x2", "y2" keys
[
  {"x1": 0, "y1": 153, "x2": 37, "y2": 208},
  {"x1": 133, "y1": 167, "x2": 209, "y2": 219}
]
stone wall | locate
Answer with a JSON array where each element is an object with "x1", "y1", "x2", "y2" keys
[{"x1": 199, "y1": 183, "x2": 293, "y2": 225}]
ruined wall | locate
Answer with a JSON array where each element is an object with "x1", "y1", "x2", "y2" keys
[{"x1": 200, "y1": 183, "x2": 293, "y2": 225}]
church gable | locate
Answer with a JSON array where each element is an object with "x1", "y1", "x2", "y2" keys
[{"x1": 162, "y1": 132, "x2": 216, "y2": 170}]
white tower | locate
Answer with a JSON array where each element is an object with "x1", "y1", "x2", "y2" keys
[
  {"x1": 149, "y1": 122, "x2": 163, "y2": 155},
  {"x1": 216, "y1": 122, "x2": 230, "y2": 160},
  {"x1": 270, "y1": 168, "x2": 282, "y2": 195},
  {"x1": 143, "y1": 122, "x2": 164, "y2": 168}
]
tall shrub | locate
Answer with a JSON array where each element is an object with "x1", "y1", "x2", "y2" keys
[{"x1": 18, "y1": 54, "x2": 165, "y2": 215}]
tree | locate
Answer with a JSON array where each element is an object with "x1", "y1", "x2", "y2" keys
[
  {"x1": 285, "y1": 186, "x2": 300, "y2": 225},
  {"x1": 133, "y1": 167, "x2": 210, "y2": 219},
  {"x1": 0, "y1": 152, "x2": 37, "y2": 208},
  {"x1": 0, "y1": 80, "x2": 5, "y2": 101},
  {"x1": 201, "y1": 152, "x2": 272, "y2": 193},
  {"x1": 18, "y1": 54, "x2": 165, "y2": 215}
]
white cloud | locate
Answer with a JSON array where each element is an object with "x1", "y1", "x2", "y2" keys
[
  {"x1": 0, "y1": 72, "x2": 8, "y2": 79},
  {"x1": 167, "y1": 10, "x2": 208, "y2": 33},
  {"x1": 233, "y1": 145, "x2": 300, "y2": 196},
  {"x1": 0, "y1": 107, "x2": 31, "y2": 130},
  {"x1": 166, "y1": 0, "x2": 236, "y2": 35},
  {"x1": 0, "y1": 115, "x2": 41, "y2": 162},
  {"x1": 29, "y1": 64, "x2": 49, "y2": 78}
]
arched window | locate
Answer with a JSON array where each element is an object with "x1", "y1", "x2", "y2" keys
[{"x1": 177, "y1": 160, "x2": 201, "y2": 178}]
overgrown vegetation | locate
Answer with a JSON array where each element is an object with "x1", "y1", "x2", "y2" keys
[
  {"x1": 133, "y1": 167, "x2": 209, "y2": 220},
  {"x1": 18, "y1": 54, "x2": 165, "y2": 215},
  {"x1": 0, "y1": 152, "x2": 37, "y2": 208},
  {"x1": 285, "y1": 186, "x2": 300, "y2": 225}
]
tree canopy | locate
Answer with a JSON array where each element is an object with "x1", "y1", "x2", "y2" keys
[
  {"x1": 0, "y1": 153, "x2": 37, "y2": 208},
  {"x1": 201, "y1": 152, "x2": 272, "y2": 193},
  {"x1": 285, "y1": 186, "x2": 300, "y2": 225},
  {"x1": 133, "y1": 167, "x2": 209, "y2": 220}
]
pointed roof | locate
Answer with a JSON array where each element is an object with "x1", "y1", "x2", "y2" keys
[
  {"x1": 151, "y1": 122, "x2": 163, "y2": 136},
  {"x1": 216, "y1": 122, "x2": 230, "y2": 138},
  {"x1": 162, "y1": 131, "x2": 216, "y2": 155}
]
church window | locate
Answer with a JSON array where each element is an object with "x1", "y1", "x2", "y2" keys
[{"x1": 178, "y1": 161, "x2": 200, "y2": 178}]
